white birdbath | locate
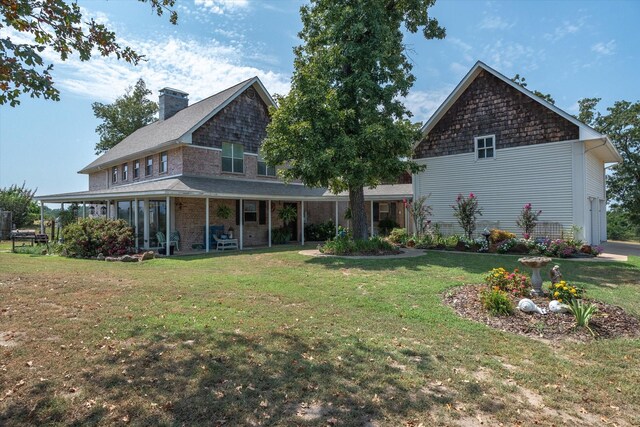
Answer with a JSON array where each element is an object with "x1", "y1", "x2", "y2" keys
[{"x1": 518, "y1": 256, "x2": 552, "y2": 296}]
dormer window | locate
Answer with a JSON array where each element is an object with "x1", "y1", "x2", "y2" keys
[{"x1": 475, "y1": 135, "x2": 495, "y2": 159}]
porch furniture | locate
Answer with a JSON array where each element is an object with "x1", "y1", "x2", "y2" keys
[
  {"x1": 156, "y1": 231, "x2": 179, "y2": 252},
  {"x1": 205, "y1": 225, "x2": 238, "y2": 251},
  {"x1": 169, "y1": 230, "x2": 181, "y2": 251},
  {"x1": 11, "y1": 230, "x2": 49, "y2": 252}
]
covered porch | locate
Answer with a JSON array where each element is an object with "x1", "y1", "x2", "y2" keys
[{"x1": 37, "y1": 176, "x2": 412, "y2": 255}]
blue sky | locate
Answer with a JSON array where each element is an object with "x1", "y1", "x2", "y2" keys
[{"x1": 1, "y1": 0, "x2": 639, "y2": 198}]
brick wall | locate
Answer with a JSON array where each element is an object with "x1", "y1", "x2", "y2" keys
[
  {"x1": 103, "y1": 146, "x2": 184, "y2": 188},
  {"x1": 192, "y1": 87, "x2": 269, "y2": 154},
  {"x1": 415, "y1": 70, "x2": 580, "y2": 158},
  {"x1": 89, "y1": 171, "x2": 108, "y2": 191}
]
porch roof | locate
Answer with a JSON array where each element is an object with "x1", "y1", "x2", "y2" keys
[{"x1": 36, "y1": 176, "x2": 413, "y2": 203}]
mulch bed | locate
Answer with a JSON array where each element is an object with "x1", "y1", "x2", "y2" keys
[{"x1": 443, "y1": 284, "x2": 640, "y2": 342}]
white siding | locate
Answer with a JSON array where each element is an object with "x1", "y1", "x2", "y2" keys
[
  {"x1": 415, "y1": 140, "x2": 575, "y2": 237},
  {"x1": 584, "y1": 150, "x2": 606, "y2": 244},
  {"x1": 585, "y1": 151, "x2": 605, "y2": 200}
]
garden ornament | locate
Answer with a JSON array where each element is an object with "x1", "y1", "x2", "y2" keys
[
  {"x1": 518, "y1": 257, "x2": 552, "y2": 296},
  {"x1": 550, "y1": 265, "x2": 562, "y2": 285},
  {"x1": 548, "y1": 300, "x2": 570, "y2": 313},
  {"x1": 518, "y1": 298, "x2": 548, "y2": 315}
]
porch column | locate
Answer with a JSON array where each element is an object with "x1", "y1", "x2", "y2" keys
[
  {"x1": 205, "y1": 197, "x2": 210, "y2": 253},
  {"x1": 335, "y1": 201, "x2": 339, "y2": 236},
  {"x1": 268, "y1": 199, "x2": 272, "y2": 248},
  {"x1": 40, "y1": 201, "x2": 44, "y2": 234},
  {"x1": 405, "y1": 203, "x2": 410, "y2": 234},
  {"x1": 301, "y1": 200, "x2": 305, "y2": 245},
  {"x1": 370, "y1": 200, "x2": 374, "y2": 237},
  {"x1": 239, "y1": 199, "x2": 244, "y2": 250},
  {"x1": 165, "y1": 196, "x2": 171, "y2": 256},
  {"x1": 134, "y1": 198, "x2": 139, "y2": 249},
  {"x1": 143, "y1": 200, "x2": 149, "y2": 249}
]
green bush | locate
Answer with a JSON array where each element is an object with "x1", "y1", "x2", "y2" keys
[
  {"x1": 304, "y1": 220, "x2": 335, "y2": 241},
  {"x1": 60, "y1": 218, "x2": 134, "y2": 258},
  {"x1": 489, "y1": 228, "x2": 516, "y2": 244},
  {"x1": 320, "y1": 236, "x2": 396, "y2": 256},
  {"x1": 388, "y1": 227, "x2": 408, "y2": 244},
  {"x1": 567, "y1": 299, "x2": 597, "y2": 336},
  {"x1": 480, "y1": 288, "x2": 514, "y2": 316},
  {"x1": 378, "y1": 218, "x2": 399, "y2": 236},
  {"x1": 271, "y1": 226, "x2": 291, "y2": 244}
]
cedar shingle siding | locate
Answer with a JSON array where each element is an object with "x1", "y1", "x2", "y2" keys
[
  {"x1": 415, "y1": 70, "x2": 580, "y2": 159},
  {"x1": 192, "y1": 87, "x2": 270, "y2": 154}
]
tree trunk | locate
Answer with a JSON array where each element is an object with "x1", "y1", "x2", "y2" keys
[{"x1": 349, "y1": 186, "x2": 368, "y2": 240}]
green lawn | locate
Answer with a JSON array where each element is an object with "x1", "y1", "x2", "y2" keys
[{"x1": 1, "y1": 244, "x2": 639, "y2": 426}]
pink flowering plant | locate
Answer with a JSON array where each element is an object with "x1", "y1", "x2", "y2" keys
[
  {"x1": 516, "y1": 203, "x2": 542, "y2": 239},
  {"x1": 452, "y1": 193, "x2": 483, "y2": 239},
  {"x1": 61, "y1": 218, "x2": 134, "y2": 258},
  {"x1": 484, "y1": 267, "x2": 531, "y2": 297}
]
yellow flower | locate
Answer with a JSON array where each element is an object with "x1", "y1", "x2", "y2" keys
[
  {"x1": 555, "y1": 284, "x2": 561, "y2": 288},
  {"x1": 554, "y1": 291, "x2": 559, "y2": 297},
  {"x1": 558, "y1": 298, "x2": 562, "y2": 302},
  {"x1": 570, "y1": 288, "x2": 577, "y2": 294}
]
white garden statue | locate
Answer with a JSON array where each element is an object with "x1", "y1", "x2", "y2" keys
[
  {"x1": 549, "y1": 300, "x2": 570, "y2": 313},
  {"x1": 518, "y1": 298, "x2": 548, "y2": 315}
]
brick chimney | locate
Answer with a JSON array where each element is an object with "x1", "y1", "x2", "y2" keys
[{"x1": 159, "y1": 87, "x2": 189, "y2": 120}]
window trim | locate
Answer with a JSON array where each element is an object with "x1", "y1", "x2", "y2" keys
[
  {"x1": 243, "y1": 200, "x2": 257, "y2": 222},
  {"x1": 474, "y1": 134, "x2": 496, "y2": 160},
  {"x1": 122, "y1": 163, "x2": 128, "y2": 181},
  {"x1": 222, "y1": 142, "x2": 244, "y2": 174},
  {"x1": 257, "y1": 153, "x2": 276, "y2": 177},
  {"x1": 145, "y1": 156, "x2": 153, "y2": 176},
  {"x1": 112, "y1": 166, "x2": 118, "y2": 183},
  {"x1": 133, "y1": 160, "x2": 140, "y2": 179},
  {"x1": 160, "y1": 151, "x2": 168, "y2": 174}
]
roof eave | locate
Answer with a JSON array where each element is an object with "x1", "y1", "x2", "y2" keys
[{"x1": 78, "y1": 139, "x2": 182, "y2": 174}]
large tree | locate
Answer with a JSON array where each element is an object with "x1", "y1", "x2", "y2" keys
[
  {"x1": 511, "y1": 74, "x2": 555, "y2": 105},
  {"x1": 579, "y1": 98, "x2": 640, "y2": 229},
  {"x1": 263, "y1": 0, "x2": 445, "y2": 240},
  {"x1": 0, "y1": 0, "x2": 176, "y2": 106},
  {"x1": 92, "y1": 78, "x2": 158, "y2": 154},
  {"x1": 0, "y1": 182, "x2": 39, "y2": 228}
]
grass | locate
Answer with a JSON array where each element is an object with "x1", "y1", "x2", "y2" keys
[{"x1": 1, "y1": 242, "x2": 639, "y2": 426}]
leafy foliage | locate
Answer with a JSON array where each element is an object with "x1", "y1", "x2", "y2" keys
[
  {"x1": 567, "y1": 299, "x2": 597, "y2": 335},
  {"x1": 60, "y1": 218, "x2": 134, "y2": 257},
  {"x1": 578, "y1": 98, "x2": 640, "y2": 231},
  {"x1": 480, "y1": 288, "x2": 514, "y2": 316},
  {"x1": 452, "y1": 193, "x2": 482, "y2": 239},
  {"x1": 0, "y1": 182, "x2": 38, "y2": 227},
  {"x1": 278, "y1": 205, "x2": 297, "y2": 226},
  {"x1": 484, "y1": 267, "x2": 530, "y2": 297},
  {"x1": 0, "y1": 0, "x2": 177, "y2": 106},
  {"x1": 489, "y1": 228, "x2": 516, "y2": 244},
  {"x1": 607, "y1": 207, "x2": 640, "y2": 241},
  {"x1": 388, "y1": 227, "x2": 409, "y2": 244},
  {"x1": 263, "y1": 0, "x2": 444, "y2": 240},
  {"x1": 271, "y1": 226, "x2": 291, "y2": 245},
  {"x1": 404, "y1": 195, "x2": 432, "y2": 237},
  {"x1": 320, "y1": 235, "x2": 396, "y2": 256},
  {"x1": 377, "y1": 218, "x2": 399, "y2": 237},
  {"x1": 515, "y1": 203, "x2": 542, "y2": 238},
  {"x1": 216, "y1": 204, "x2": 232, "y2": 220},
  {"x1": 510, "y1": 74, "x2": 555, "y2": 105},
  {"x1": 548, "y1": 280, "x2": 583, "y2": 303},
  {"x1": 304, "y1": 220, "x2": 335, "y2": 241},
  {"x1": 92, "y1": 79, "x2": 158, "y2": 154}
]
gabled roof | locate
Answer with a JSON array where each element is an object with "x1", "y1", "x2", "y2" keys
[
  {"x1": 418, "y1": 61, "x2": 622, "y2": 163},
  {"x1": 79, "y1": 77, "x2": 277, "y2": 174}
]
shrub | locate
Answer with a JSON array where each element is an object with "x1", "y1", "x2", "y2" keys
[
  {"x1": 60, "y1": 218, "x2": 134, "y2": 258},
  {"x1": 567, "y1": 299, "x2": 597, "y2": 336},
  {"x1": 548, "y1": 280, "x2": 583, "y2": 303},
  {"x1": 320, "y1": 235, "x2": 396, "y2": 256},
  {"x1": 304, "y1": 220, "x2": 335, "y2": 241},
  {"x1": 516, "y1": 203, "x2": 542, "y2": 239},
  {"x1": 480, "y1": 288, "x2": 514, "y2": 316},
  {"x1": 404, "y1": 196, "x2": 432, "y2": 237},
  {"x1": 544, "y1": 239, "x2": 578, "y2": 258},
  {"x1": 497, "y1": 238, "x2": 517, "y2": 254},
  {"x1": 271, "y1": 226, "x2": 291, "y2": 244},
  {"x1": 489, "y1": 229, "x2": 516, "y2": 244},
  {"x1": 452, "y1": 193, "x2": 483, "y2": 239},
  {"x1": 378, "y1": 218, "x2": 399, "y2": 236},
  {"x1": 484, "y1": 267, "x2": 530, "y2": 297},
  {"x1": 388, "y1": 227, "x2": 408, "y2": 244}
]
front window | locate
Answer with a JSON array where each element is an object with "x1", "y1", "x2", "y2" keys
[
  {"x1": 475, "y1": 135, "x2": 495, "y2": 159},
  {"x1": 112, "y1": 166, "x2": 118, "y2": 183},
  {"x1": 244, "y1": 200, "x2": 257, "y2": 222},
  {"x1": 222, "y1": 142, "x2": 243, "y2": 173},
  {"x1": 122, "y1": 164, "x2": 128, "y2": 181},
  {"x1": 257, "y1": 153, "x2": 276, "y2": 177},
  {"x1": 134, "y1": 160, "x2": 140, "y2": 179},
  {"x1": 160, "y1": 151, "x2": 168, "y2": 173},
  {"x1": 146, "y1": 156, "x2": 153, "y2": 176}
]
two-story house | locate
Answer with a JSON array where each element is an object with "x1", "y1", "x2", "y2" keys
[{"x1": 37, "y1": 77, "x2": 411, "y2": 252}]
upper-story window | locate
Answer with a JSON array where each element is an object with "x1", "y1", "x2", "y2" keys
[
  {"x1": 475, "y1": 135, "x2": 495, "y2": 159},
  {"x1": 160, "y1": 151, "x2": 168, "y2": 173},
  {"x1": 112, "y1": 166, "x2": 118, "y2": 183},
  {"x1": 222, "y1": 142, "x2": 243, "y2": 173},
  {"x1": 122, "y1": 164, "x2": 128, "y2": 181},
  {"x1": 146, "y1": 156, "x2": 153, "y2": 176},
  {"x1": 257, "y1": 152, "x2": 276, "y2": 177},
  {"x1": 133, "y1": 160, "x2": 140, "y2": 179}
]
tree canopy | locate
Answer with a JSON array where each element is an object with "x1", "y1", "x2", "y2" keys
[
  {"x1": 579, "y1": 98, "x2": 640, "y2": 228},
  {"x1": 92, "y1": 78, "x2": 158, "y2": 154},
  {"x1": 510, "y1": 74, "x2": 555, "y2": 105},
  {"x1": 263, "y1": 0, "x2": 445, "y2": 239},
  {"x1": 0, "y1": 0, "x2": 177, "y2": 106},
  {"x1": 0, "y1": 182, "x2": 39, "y2": 228}
]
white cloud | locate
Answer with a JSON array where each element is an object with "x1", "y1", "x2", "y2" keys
[
  {"x1": 403, "y1": 86, "x2": 454, "y2": 123},
  {"x1": 543, "y1": 18, "x2": 585, "y2": 42},
  {"x1": 479, "y1": 15, "x2": 514, "y2": 30},
  {"x1": 194, "y1": 0, "x2": 250, "y2": 15},
  {"x1": 449, "y1": 62, "x2": 469, "y2": 76},
  {"x1": 448, "y1": 37, "x2": 474, "y2": 64},
  {"x1": 481, "y1": 40, "x2": 541, "y2": 73},
  {"x1": 591, "y1": 40, "x2": 616, "y2": 56}
]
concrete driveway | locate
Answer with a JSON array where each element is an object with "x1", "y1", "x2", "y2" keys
[{"x1": 600, "y1": 240, "x2": 640, "y2": 260}]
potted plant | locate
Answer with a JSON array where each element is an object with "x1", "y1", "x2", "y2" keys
[
  {"x1": 216, "y1": 204, "x2": 232, "y2": 220},
  {"x1": 228, "y1": 226, "x2": 235, "y2": 239}
]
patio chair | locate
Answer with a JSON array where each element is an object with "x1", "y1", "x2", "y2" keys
[
  {"x1": 156, "y1": 231, "x2": 179, "y2": 252},
  {"x1": 169, "y1": 230, "x2": 180, "y2": 251}
]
